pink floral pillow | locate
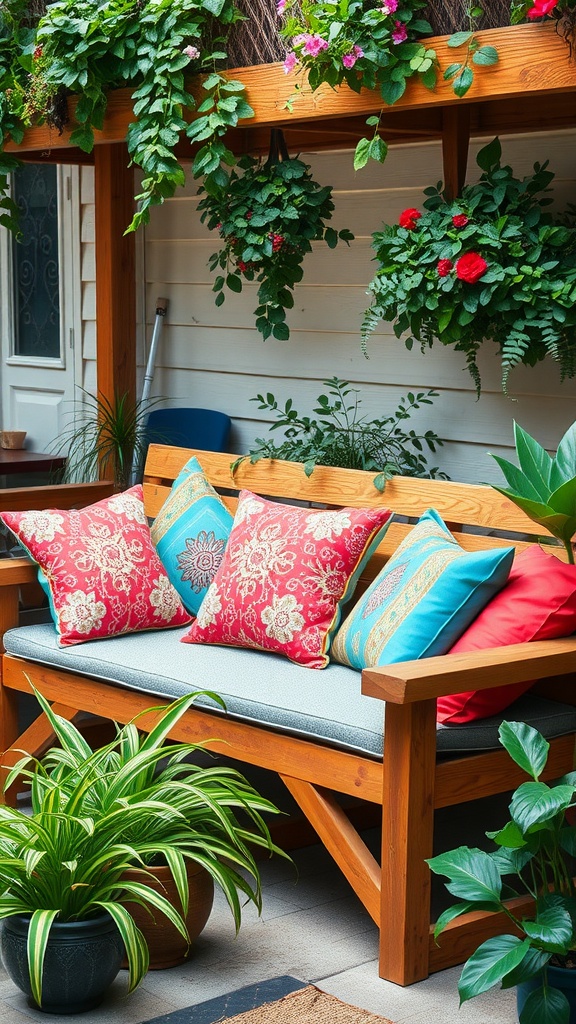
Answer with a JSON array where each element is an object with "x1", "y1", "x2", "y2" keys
[
  {"x1": 1, "y1": 486, "x2": 191, "y2": 646},
  {"x1": 182, "y1": 489, "x2": 393, "y2": 668}
]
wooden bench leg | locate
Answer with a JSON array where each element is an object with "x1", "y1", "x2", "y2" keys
[{"x1": 379, "y1": 698, "x2": 437, "y2": 986}]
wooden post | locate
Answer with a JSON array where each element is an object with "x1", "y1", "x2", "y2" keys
[
  {"x1": 94, "y1": 144, "x2": 136, "y2": 415},
  {"x1": 442, "y1": 105, "x2": 471, "y2": 201}
]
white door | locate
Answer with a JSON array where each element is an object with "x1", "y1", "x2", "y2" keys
[{"x1": 0, "y1": 163, "x2": 81, "y2": 454}]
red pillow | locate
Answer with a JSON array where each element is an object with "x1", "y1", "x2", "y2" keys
[
  {"x1": 183, "y1": 489, "x2": 393, "y2": 669},
  {"x1": 437, "y1": 546, "x2": 576, "y2": 724},
  {"x1": 1, "y1": 486, "x2": 191, "y2": 646}
]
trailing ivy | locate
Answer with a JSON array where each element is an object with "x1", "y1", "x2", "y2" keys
[{"x1": 0, "y1": 0, "x2": 255, "y2": 231}]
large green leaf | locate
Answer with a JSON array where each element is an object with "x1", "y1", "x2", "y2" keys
[
  {"x1": 459, "y1": 935, "x2": 531, "y2": 1002},
  {"x1": 522, "y1": 900, "x2": 573, "y2": 953},
  {"x1": 548, "y1": 477, "x2": 576, "y2": 517},
  {"x1": 487, "y1": 820, "x2": 526, "y2": 849},
  {"x1": 27, "y1": 908, "x2": 59, "y2": 1008},
  {"x1": 510, "y1": 782, "x2": 574, "y2": 833},
  {"x1": 490, "y1": 454, "x2": 544, "y2": 501},
  {"x1": 501, "y1": 946, "x2": 549, "y2": 988},
  {"x1": 553, "y1": 421, "x2": 576, "y2": 487},
  {"x1": 491, "y1": 487, "x2": 576, "y2": 545},
  {"x1": 514, "y1": 421, "x2": 553, "y2": 497},
  {"x1": 426, "y1": 848, "x2": 502, "y2": 903},
  {"x1": 519, "y1": 983, "x2": 571, "y2": 1024},
  {"x1": 499, "y1": 721, "x2": 549, "y2": 779}
]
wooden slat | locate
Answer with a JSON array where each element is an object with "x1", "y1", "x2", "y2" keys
[
  {"x1": 380, "y1": 699, "x2": 437, "y2": 985},
  {"x1": 1, "y1": 656, "x2": 384, "y2": 802},
  {"x1": 281, "y1": 777, "x2": 381, "y2": 924},
  {"x1": 0, "y1": 559, "x2": 37, "y2": 587},
  {"x1": 0, "y1": 481, "x2": 115, "y2": 512},
  {"x1": 94, "y1": 144, "x2": 136, "y2": 414},
  {"x1": 6, "y1": 25, "x2": 575, "y2": 156},
  {"x1": 143, "y1": 446, "x2": 543, "y2": 535},
  {"x1": 428, "y1": 896, "x2": 530, "y2": 975},
  {"x1": 434, "y1": 734, "x2": 576, "y2": 809},
  {"x1": 362, "y1": 638, "x2": 576, "y2": 704}
]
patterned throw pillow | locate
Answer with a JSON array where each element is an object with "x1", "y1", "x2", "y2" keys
[
  {"x1": 151, "y1": 456, "x2": 233, "y2": 614},
  {"x1": 182, "y1": 489, "x2": 394, "y2": 669},
  {"x1": 1, "y1": 486, "x2": 191, "y2": 646},
  {"x1": 331, "y1": 508, "x2": 514, "y2": 670}
]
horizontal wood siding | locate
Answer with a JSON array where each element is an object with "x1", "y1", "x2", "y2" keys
[{"x1": 84, "y1": 131, "x2": 576, "y2": 484}]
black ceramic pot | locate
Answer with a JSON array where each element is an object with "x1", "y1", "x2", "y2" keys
[{"x1": 1, "y1": 911, "x2": 125, "y2": 1014}]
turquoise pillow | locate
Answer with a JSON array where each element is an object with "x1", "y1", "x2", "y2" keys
[
  {"x1": 331, "y1": 508, "x2": 514, "y2": 670},
  {"x1": 151, "y1": 457, "x2": 233, "y2": 614}
]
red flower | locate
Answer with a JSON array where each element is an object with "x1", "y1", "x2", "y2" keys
[
  {"x1": 237, "y1": 261, "x2": 247, "y2": 272},
  {"x1": 399, "y1": 208, "x2": 421, "y2": 230},
  {"x1": 456, "y1": 252, "x2": 488, "y2": 284},
  {"x1": 526, "y1": 0, "x2": 558, "y2": 18},
  {"x1": 33, "y1": 45, "x2": 43, "y2": 60},
  {"x1": 452, "y1": 213, "x2": 468, "y2": 228},
  {"x1": 437, "y1": 259, "x2": 453, "y2": 277}
]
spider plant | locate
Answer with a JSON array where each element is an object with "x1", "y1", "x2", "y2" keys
[
  {"x1": 3, "y1": 687, "x2": 283, "y2": 1007},
  {"x1": 51, "y1": 389, "x2": 161, "y2": 489}
]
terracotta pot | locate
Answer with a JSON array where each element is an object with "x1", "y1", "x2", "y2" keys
[{"x1": 121, "y1": 861, "x2": 214, "y2": 969}]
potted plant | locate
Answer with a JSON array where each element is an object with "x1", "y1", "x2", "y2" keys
[
  {"x1": 0, "y1": 687, "x2": 283, "y2": 1010},
  {"x1": 361, "y1": 137, "x2": 576, "y2": 395},
  {"x1": 197, "y1": 134, "x2": 354, "y2": 341},
  {"x1": 233, "y1": 376, "x2": 447, "y2": 488},
  {"x1": 428, "y1": 719, "x2": 576, "y2": 1024}
]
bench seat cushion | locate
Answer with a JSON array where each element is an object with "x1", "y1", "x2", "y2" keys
[{"x1": 4, "y1": 624, "x2": 576, "y2": 760}]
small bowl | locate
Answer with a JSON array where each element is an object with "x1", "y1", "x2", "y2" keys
[{"x1": 0, "y1": 431, "x2": 27, "y2": 450}]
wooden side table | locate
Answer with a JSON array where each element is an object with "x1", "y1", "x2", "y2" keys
[{"x1": 0, "y1": 450, "x2": 66, "y2": 476}]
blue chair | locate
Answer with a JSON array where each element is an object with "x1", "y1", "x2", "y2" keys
[{"x1": 145, "y1": 407, "x2": 231, "y2": 454}]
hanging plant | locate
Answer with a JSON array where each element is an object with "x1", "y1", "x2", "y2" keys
[
  {"x1": 511, "y1": 0, "x2": 576, "y2": 44},
  {"x1": 361, "y1": 137, "x2": 576, "y2": 395},
  {"x1": 0, "y1": 0, "x2": 254, "y2": 232},
  {"x1": 197, "y1": 131, "x2": 354, "y2": 340}
]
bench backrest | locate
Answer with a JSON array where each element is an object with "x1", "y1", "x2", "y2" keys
[{"x1": 143, "y1": 445, "x2": 565, "y2": 586}]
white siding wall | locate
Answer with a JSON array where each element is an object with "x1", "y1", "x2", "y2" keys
[{"x1": 81, "y1": 129, "x2": 576, "y2": 484}]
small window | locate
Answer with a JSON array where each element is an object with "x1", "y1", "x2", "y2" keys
[{"x1": 12, "y1": 163, "x2": 60, "y2": 359}]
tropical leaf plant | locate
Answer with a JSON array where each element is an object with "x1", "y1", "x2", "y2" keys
[
  {"x1": 2, "y1": 687, "x2": 284, "y2": 1007},
  {"x1": 428, "y1": 720, "x2": 576, "y2": 1024},
  {"x1": 489, "y1": 420, "x2": 576, "y2": 563}
]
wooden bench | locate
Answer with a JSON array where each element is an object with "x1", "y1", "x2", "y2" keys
[{"x1": 1, "y1": 445, "x2": 576, "y2": 987}]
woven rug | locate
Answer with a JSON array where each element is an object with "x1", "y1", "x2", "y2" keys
[{"x1": 142, "y1": 976, "x2": 395, "y2": 1024}]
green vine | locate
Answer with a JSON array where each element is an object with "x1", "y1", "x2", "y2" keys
[{"x1": 0, "y1": 0, "x2": 255, "y2": 232}]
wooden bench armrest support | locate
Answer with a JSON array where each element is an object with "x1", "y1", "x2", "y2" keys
[
  {"x1": 0, "y1": 558, "x2": 36, "y2": 587},
  {"x1": 0, "y1": 480, "x2": 114, "y2": 512},
  {"x1": 361, "y1": 638, "x2": 576, "y2": 703}
]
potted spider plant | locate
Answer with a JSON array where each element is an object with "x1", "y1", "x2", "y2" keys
[
  {"x1": 428, "y1": 720, "x2": 576, "y2": 1024},
  {"x1": 0, "y1": 687, "x2": 283, "y2": 1011}
]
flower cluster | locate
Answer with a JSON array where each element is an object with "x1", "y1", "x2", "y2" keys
[
  {"x1": 197, "y1": 154, "x2": 354, "y2": 341},
  {"x1": 362, "y1": 138, "x2": 576, "y2": 394},
  {"x1": 511, "y1": 0, "x2": 563, "y2": 19},
  {"x1": 278, "y1": 0, "x2": 436, "y2": 112}
]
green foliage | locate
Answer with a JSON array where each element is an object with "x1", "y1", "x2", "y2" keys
[
  {"x1": 428, "y1": 720, "x2": 576, "y2": 1024},
  {"x1": 3, "y1": 687, "x2": 283, "y2": 1007},
  {"x1": 489, "y1": 420, "x2": 576, "y2": 563},
  {"x1": 278, "y1": 0, "x2": 437, "y2": 169},
  {"x1": 444, "y1": 5, "x2": 499, "y2": 98},
  {"x1": 233, "y1": 376, "x2": 447, "y2": 488},
  {"x1": 197, "y1": 155, "x2": 353, "y2": 340},
  {"x1": 51, "y1": 389, "x2": 161, "y2": 489},
  {"x1": 0, "y1": 0, "x2": 254, "y2": 231},
  {"x1": 362, "y1": 138, "x2": 576, "y2": 395}
]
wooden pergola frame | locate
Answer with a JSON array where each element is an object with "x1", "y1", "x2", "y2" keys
[{"x1": 5, "y1": 22, "x2": 576, "y2": 414}]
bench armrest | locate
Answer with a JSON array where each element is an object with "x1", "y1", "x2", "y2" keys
[
  {"x1": 361, "y1": 638, "x2": 576, "y2": 704},
  {"x1": 0, "y1": 557, "x2": 37, "y2": 587},
  {"x1": 0, "y1": 480, "x2": 114, "y2": 513}
]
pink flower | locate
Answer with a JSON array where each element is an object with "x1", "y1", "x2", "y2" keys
[
  {"x1": 392, "y1": 20, "x2": 408, "y2": 43},
  {"x1": 342, "y1": 45, "x2": 364, "y2": 69},
  {"x1": 437, "y1": 259, "x2": 453, "y2": 277},
  {"x1": 183, "y1": 45, "x2": 200, "y2": 60},
  {"x1": 452, "y1": 213, "x2": 469, "y2": 228},
  {"x1": 302, "y1": 33, "x2": 329, "y2": 56},
  {"x1": 380, "y1": 0, "x2": 399, "y2": 12},
  {"x1": 456, "y1": 252, "x2": 488, "y2": 284},
  {"x1": 399, "y1": 208, "x2": 421, "y2": 230},
  {"x1": 526, "y1": 0, "x2": 558, "y2": 17},
  {"x1": 277, "y1": 0, "x2": 287, "y2": 12},
  {"x1": 283, "y1": 51, "x2": 299, "y2": 74}
]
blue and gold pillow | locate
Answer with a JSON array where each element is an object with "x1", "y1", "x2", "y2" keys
[
  {"x1": 151, "y1": 457, "x2": 233, "y2": 615},
  {"x1": 331, "y1": 508, "x2": 514, "y2": 670}
]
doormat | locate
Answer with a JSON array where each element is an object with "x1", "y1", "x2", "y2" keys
[{"x1": 141, "y1": 976, "x2": 395, "y2": 1024}]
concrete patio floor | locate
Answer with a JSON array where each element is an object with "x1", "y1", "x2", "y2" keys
[{"x1": 0, "y1": 795, "x2": 517, "y2": 1024}]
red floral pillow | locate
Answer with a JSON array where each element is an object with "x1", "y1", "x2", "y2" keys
[
  {"x1": 183, "y1": 490, "x2": 393, "y2": 669},
  {"x1": 1, "y1": 486, "x2": 191, "y2": 646},
  {"x1": 437, "y1": 545, "x2": 576, "y2": 724}
]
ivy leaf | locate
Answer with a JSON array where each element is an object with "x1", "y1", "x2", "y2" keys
[{"x1": 472, "y1": 45, "x2": 499, "y2": 66}]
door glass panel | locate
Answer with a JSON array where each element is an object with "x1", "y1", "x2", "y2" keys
[{"x1": 12, "y1": 163, "x2": 60, "y2": 359}]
